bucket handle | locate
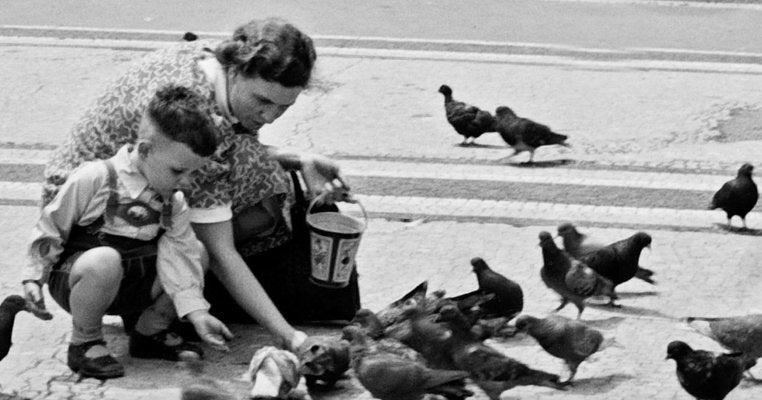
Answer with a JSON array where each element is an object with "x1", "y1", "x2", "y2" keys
[{"x1": 306, "y1": 193, "x2": 368, "y2": 231}]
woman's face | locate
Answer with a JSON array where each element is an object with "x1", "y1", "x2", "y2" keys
[{"x1": 228, "y1": 72, "x2": 304, "y2": 131}]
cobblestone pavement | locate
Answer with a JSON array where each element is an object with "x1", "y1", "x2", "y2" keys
[{"x1": 1, "y1": 33, "x2": 762, "y2": 400}]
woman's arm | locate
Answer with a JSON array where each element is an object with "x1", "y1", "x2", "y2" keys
[{"x1": 192, "y1": 219, "x2": 298, "y2": 346}]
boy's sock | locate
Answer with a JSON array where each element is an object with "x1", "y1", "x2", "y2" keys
[
  {"x1": 134, "y1": 293, "x2": 176, "y2": 336},
  {"x1": 71, "y1": 323, "x2": 103, "y2": 345}
]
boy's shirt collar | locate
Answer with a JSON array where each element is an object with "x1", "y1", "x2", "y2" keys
[{"x1": 112, "y1": 144, "x2": 149, "y2": 199}]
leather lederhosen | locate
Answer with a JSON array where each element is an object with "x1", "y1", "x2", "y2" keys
[{"x1": 47, "y1": 160, "x2": 172, "y2": 315}]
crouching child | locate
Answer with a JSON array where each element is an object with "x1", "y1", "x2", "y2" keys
[{"x1": 22, "y1": 84, "x2": 233, "y2": 379}]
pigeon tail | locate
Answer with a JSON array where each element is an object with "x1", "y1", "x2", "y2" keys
[
  {"x1": 522, "y1": 369, "x2": 567, "y2": 390},
  {"x1": 634, "y1": 267, "x2": 656, "y2": 284}
]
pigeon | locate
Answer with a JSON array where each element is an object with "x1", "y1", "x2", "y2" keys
[
  {"x1": 564, "y1": 258, "x2": 615, "y2": 302},
  {"x1": 709, "y1": 163, "x2": 758, "y2": 230},
  {"x1": 351, "y1": 308, "x2": 386, "y2": 339},
  {"x1": 470, "y1": 257, "x2": 523, "y2": 320},
  {"x1": 538, "y1": 231, "x2": 589, "y2": 319},
  {"x1": 438, "y1": 84, "x2": 497, "y2": 146},
  {"x1": 343, "y1": 325, "x2": 473, "y2": 400},
  {"x1": 494, "y1": 106, "x2": 569, "y2": 163},
  {"x1": 296, "y1": 336, "x2": 351, "y2": 388},
  {"x1": 557, "y1": 223, "x2": 656, "y2": 285},
  {"x1": 448, "y1": 336, "x2": 566, "y2": 399},
  {"x1": 0, "y1": 295, "x2": 33, "y2": 361},
  {"x1": 666, "y1": 340, "x2": 755, "y2": 400},
  {"x1": 514, "y1": 314, "x2": 612, "y2": 383},
  {"x1": 350, "y1": 309, "x2": 425, "y2": 363},
  {"x1": 401, "y1": 305, "x2": 457, "y2": 370},
  {"x1": 179, "y1": 354, "x2": 238, "y2": 400},
  {"x1": 577, "y1": 232, "x2": 652, "y2": 305},
  {"x1": 375, "y1": 281, "x2": 429, "y2": 328},
  {"x1": 685, "y1": 314, "x2": 762, "y2": 363}
]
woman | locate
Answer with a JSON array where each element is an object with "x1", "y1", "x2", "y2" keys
[{"x1": 42, "y1": 17, "x2": 361, "y2": 351}]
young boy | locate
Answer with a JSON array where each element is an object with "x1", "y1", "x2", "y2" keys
[{"x1": 22, "y1": 85, "x2": 233, "y2": 379}]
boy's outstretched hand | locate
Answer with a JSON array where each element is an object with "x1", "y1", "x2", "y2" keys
[{"x1": 186, "y1": 310, "x2": 234, "y2": 352}]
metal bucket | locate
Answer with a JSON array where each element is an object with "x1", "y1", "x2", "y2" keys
[{"x1": 306, "y1": 196, "x2": 368, "y2": 288}]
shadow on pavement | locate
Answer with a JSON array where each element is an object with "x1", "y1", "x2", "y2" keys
[
  {"x1": 615, "y1": 291, "x2": 660, "y2": 299},
  {"x1": 567, "y1": 373, "x2": 635, "y2": 394},
  {"x1": 504, "y1": 159, "x2": 576, "y2": 168},
  {"x1": 712, "y1": 223, "x2": 762, "y2": 236},
  {"x1": 453, "y1": 142, "x2": 506, "y2": 149},
  {"x1": 588, "y1": 303, "x2": 679, "y2": 322}
]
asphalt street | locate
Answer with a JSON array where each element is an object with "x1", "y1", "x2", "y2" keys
[{"x1": 1, "y1": 1, "x2": 762, "y2": 399}]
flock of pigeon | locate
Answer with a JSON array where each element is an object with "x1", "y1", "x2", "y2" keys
[{"x1": 310, "y1": 221, "x2": 762, "y2": 400}]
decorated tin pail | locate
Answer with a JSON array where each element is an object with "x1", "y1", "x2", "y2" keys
[{"x1": 306, "y1": 196, "x2": 367, "y2": 288}]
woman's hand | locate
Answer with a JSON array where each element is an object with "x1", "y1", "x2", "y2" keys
[
  {"x1": 186, "y1": 310, "x2": 234, "y2": 351},
  {"x1": 300, "y1": 153, "x2": 351, "y2": 203}
]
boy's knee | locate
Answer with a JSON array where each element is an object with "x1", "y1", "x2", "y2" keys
[{"x1": 70, "y1": 247, "x2": 123, "y2": 285}]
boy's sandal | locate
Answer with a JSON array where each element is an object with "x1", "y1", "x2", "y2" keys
[
  {"x1": 129, "y1": 329, "x2": 204, "y2": 361},
  {"x1": 67, "y1": 340, "x2": 125, "y2": 379}
]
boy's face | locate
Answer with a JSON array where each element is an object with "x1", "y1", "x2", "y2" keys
[{"x1": 137, "y1": 117, "x2": 207, "y2": 198}]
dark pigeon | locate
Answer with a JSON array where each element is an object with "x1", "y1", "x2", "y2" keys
[
  {"x1": 538, "y1": 231, "x2": 590, "y2": 319},
  {"x1": 564, "y1": 258, "x2": 615, "y2": 303},
  {"x1": 182, "y1": 32, "x2": 199, "y2": 41},
  {"x1": 343, "y1": 325, "x2": 473, "y2": 400},
  {"x1": 557, "y1": 222, "x2": 655, "y2": 284},
  {"x1": 400, "y1": 305, "x2": 457, "y2": 370},
  {"x1": 577, "y1": 232, "x2": 652, "y2": 306},
  {"x1": 494, "y1": 106, "x2": 569, "y2": 163},
  {"x1": 709, "y1": 163, "x2": 758, "y2": 230},
  {"x1": 470, "y1": 257, "x2": 523, "y2": 320},
  {"x1": 0, "y1": 295, "x2": 32, "y2": 361},
  {"x1": 666, "y1": 340, "x2": 755, "y2": 400},
  {"x1": 515, "y1": 314, "x2": 614, "y2": 383},
  {"x1": 439, "y1": 84, "x2": 497, "y2": 146}
]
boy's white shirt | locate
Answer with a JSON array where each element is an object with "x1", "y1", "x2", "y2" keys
[{"x1": 26, "y1": 145, "x2": 209, "y2": 318}]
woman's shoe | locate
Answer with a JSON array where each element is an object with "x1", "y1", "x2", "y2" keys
[
  {"x1": 129, "y1": 329, "x2": 203, "y2": 361},
  {"x1": 67, "y1": 340, "x2": 125, "y2": 379}
]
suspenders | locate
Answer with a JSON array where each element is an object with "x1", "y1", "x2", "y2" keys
[{"x1": 101, "y1": 159, "x2": 173, "y2": 230}]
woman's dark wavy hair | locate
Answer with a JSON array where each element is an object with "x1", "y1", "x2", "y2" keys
[
  {"x1": 147, "y1": 85, "x2": 218, "y2": 157},
  {"x1": 214, "y1": 17, "x2": 316, "y2": 88}
]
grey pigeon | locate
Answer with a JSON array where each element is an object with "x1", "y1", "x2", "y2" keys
[
  {"x1": 494, "y1": 106, "x2": 569, "y2": 163},
  {"x1": 564, "y1": 258, "x2": 615, "y2": 302},
  {"x1": 538, "y1": 231, "x2": 590, "y2": 319},
  {"x1": 375, "y1": 281, "x2": 429, "y2": 328},
  {"x1": 514, "y1": 314, "x2": 611, "y2": 383},
  {"x1": 350, "y1": 309, "x2": 424, "y2": 363},
  {"x1": 577, "y1": 232, "x2": 652, "y2": 306},
  {"x1": 343, "y1": 325, "x2": 473, "y2": 400},
  {"x1": 685, "y1": 314, "x2": 762, "y2": 364},
  {"x1": 557, "y1": 223, "x2": 656, "y2": 284},
  {"x1": 470, "y1": 257, "x2": 523, "y2": 320},
  {"x1": 439, "y1": 84, "x2": 497, "y2": 146},
  {"x1": 666, "y1": 340, "x2": 755, "y2": 400},
  {"x1": 296, "y1": 336, "x2": 351, "y2": 388},
  {"x1": 449, "y1": 337, "x2": 566, "y2": 399},
  {"x1": 401, "y1": 305, "x2": 457, "y2": 370},
  {"x1": 709, "y1": 163, "x2": 758, "y2": 230},
  {"x1": 0, "y1": 295, "x2": 33, "y2": 361}
]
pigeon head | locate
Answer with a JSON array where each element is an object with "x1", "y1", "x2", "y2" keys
[
  {"x1": 436, "y1": 304, "x2": 462, "y2": 322},
  {"x1": 438, "y1": 84, "x2": 452, "y2": 96},
  {"x1": 633, "y1": 232, "x2": 652, "y2": 249},
  {"x1": 495, "y1": 106, "x2": 517, "y2": 119},
  {"x1": 738, "y1": 163, "x2": 754, "y2": 177},
  {"x1": 514, "y1": 315, "x2": 537, "y2": 332},
  {"x1": 538, "y1": 231, "x2": 558, "y2": 249},
  {"x1": 666, "y1": 340, "x2": 693, "y2": 361},
  {"x1": 341, "y1": 325, "x2": 366, "y2": 344},
  {"x1": 0, "y1": 295, "x2": 28, "y2": 315},
  {"x1": 470, "y1": 257, "x2": 490, "y2": 273},
  {"x1": 556, "y1": 223, "x2": 581, "y2": 239}
]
